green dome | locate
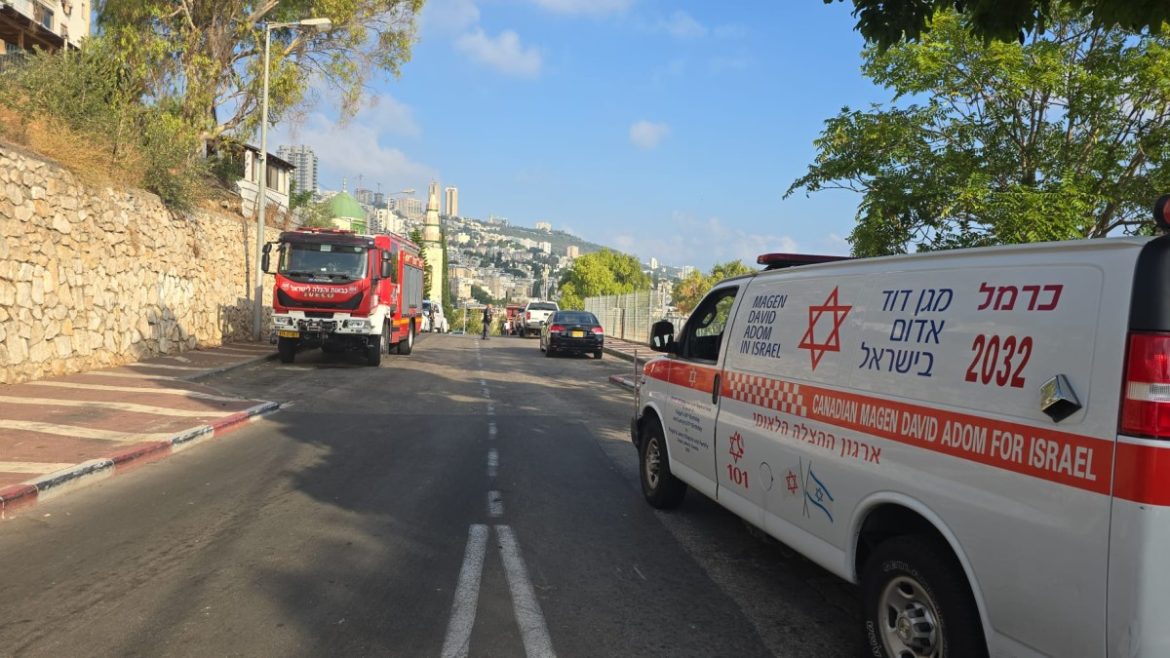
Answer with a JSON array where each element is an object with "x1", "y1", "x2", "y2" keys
[{"x1": 326, "y1": 191, "x2": 366, "y2": 220}]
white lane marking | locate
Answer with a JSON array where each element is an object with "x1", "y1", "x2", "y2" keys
[
  {"x1": 482, "y1": 389, "x2": 491, "y2": 399},
  {"x1": 633, "y1": 565, "x2": 648, "y2": 581},
  {"x1": 496, "y1": 525, "x2": 556, "y2": 658},
  {"x1": 0, "y1": 396, "x2": 231, "y2": 418},
  {"x1": 0, "y1": 461, "x2": 79, "y2": 473},
  {"x1": 440, "y1": 524, "x2": 489, "y2": 658},
  {"x1": 81, "y1": 372, "x2": 177, "y2": 381},
  {"x1": 26, "y1": 381, "x2": 245, "y2": 403},
  {"x1": 479, "y1": 379, "x2": 486, "y2": 386},
  {"x1": 488, "y1": 422, "x2": 497, "y2": 439},
  {"x1": 0, "y1": 420, "x2": 176, "y2": 442},
  {"x1": 487, "y1": 448, "x2": 499, "y2": 478},
  {"x1": 488, "y1": 491, "x2": 504, "y2": 518},
  {"x1": 486, "y1": 403, "x2": 495, "y2": 416}
]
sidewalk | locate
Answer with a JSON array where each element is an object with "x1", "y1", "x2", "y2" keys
[
  {"x1": 604, "y1": 336, "x2": 650, "y2": 390},
  {"x1": 0, "y1": 342, "x2": 279, "y2": 514}
]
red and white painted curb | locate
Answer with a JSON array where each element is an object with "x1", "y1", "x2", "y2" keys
[
  {"x1": 608, "y1": 374, "x2": 637, "y2": 390},
  {"x1": 0, "y1": 400, "x2": 281, "y2": 516}
]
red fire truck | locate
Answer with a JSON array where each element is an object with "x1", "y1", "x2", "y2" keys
[{"x1": 262, "y1": 228, "x2": 425, "y2": 366}]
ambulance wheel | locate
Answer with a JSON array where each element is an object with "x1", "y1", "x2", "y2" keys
[
  {"x1": 861, "y1": 535, "x2": 986, "y2": 658},
  {"x1": 639, "y1": 421, "x2": 686, "y2": 509},
  {"x1": 594, "y1": 350, "x2": 603, "y2": 359},
  {"x1": 277, "y1": 337, "x2": 296, "y2": 364},
  {"x1": 397, "y1": 322, "x2": 415, "y2": 355}
]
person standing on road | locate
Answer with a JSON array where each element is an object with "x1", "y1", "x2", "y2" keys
[{"x1": 481, "y1": 304, "x2": 493, "y2": 340}]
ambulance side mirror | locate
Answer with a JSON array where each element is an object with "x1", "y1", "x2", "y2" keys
[
  {"x1": 650, "y1": 320, "x2": 675, "y2": 353},
  {"x1": 261, "y1": 242, "x2": 274, "y2": 274}
]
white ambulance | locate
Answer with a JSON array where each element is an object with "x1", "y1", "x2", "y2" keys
[{"x1": 632, "y1": 231, "x2": 1170, "y2": 657}]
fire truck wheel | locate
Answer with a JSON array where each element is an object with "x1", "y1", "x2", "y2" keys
[
  {"x1": 397, "y1": 322, "x2": 415, "y2": 355},
  {"x1": 366, "y1": 323, "x2": 387, "y2": 367},
  {"x1": 277, "y1": 337, "x2": 296, "y2": 364},
  {"x1": 639, "y1": 420, "x2": 686, "y2": 509},
  {"x1": 861, "y1": 535, "x2": 986, "y2": 658}
]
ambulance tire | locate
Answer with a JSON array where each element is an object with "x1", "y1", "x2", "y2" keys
[
  {"x1": 861, "y1": 535, "x2": 986, "y2": 658},
  {"x1": 639, "y1": 421, "x2": 686, "y2": 509},
  {"x1": 277, "y1": 337, "x2": 296, "y2": 364},
  {"x1": 594, "y1": 350, "x2": 603, "y2": 359}
]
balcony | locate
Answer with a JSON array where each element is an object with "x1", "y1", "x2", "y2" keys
[{"x1": 0, "y1": 0, "x2": 66, "y2": 52}]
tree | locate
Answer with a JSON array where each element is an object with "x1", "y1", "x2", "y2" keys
[
  {"x1": 298, "y1": 201, "x2": 334, "y2": 228},
  {"x1": 833, "y1": 0, "x2": 1170, "y2": 49},
  {"x1": 556, "y1": 249, "x2": 651, "y2": 310},
  {"x1": 672, "y1": 260, "x2": 754, "y2": 314},
  {"x1": 787, "y1": 8, "x2": 1170, "y2": 257},
  {"x1": 409, "y1": 228, "x2": 431, "y2": 297},
  {"x1": 96, "y1": 0, "x2": 424, "y2": 148}
]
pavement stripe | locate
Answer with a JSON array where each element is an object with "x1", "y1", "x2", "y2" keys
[
  {"x1": 81, "y1": 372, "x2": 178, "y2": 381},
  {"x1": 0, "y1": 462, "x2": 75, "y2": 473},
  {"x1": 26, "y1": 381, "x2": 246, "y2": 403},
  {"x1": 0, "y1": 396, "x2": 232, "y2": 418},
  {"x1": 440, "y1": 524, "x2": 489, "y2": 658},
  {"x1": 0, "y1": 420, "x2": 176, "y2": 442},
  {"x1": 206, "y1": 347, "x2": 271, "y2": 355},
  {"x1": 488, "y1": 490, "x2": 504, "y2": 518},
  {"x1": 487, "y1": 448, "x2": 499, "y2": 478},
  {"x1": 122, "y1": 364, "x2": 203, "y2": 371},
  {"x1": 496, "y1": 525, "x2": 556, "y2": 658}
]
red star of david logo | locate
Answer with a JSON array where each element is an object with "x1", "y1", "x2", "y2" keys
[
  {"x1": 728, "y1": 432, "x2": 745, "y2": 464},
  {"x1": 785, "y1": 470, "x2": 799, "y2": 494},
  {"x1": 797, "y1": 286, "x2": 852, "y2": 370}
]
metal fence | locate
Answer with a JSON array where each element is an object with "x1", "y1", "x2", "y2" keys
[{"x1": 584, "y1": 289, "x2": 683, "y2": 344}]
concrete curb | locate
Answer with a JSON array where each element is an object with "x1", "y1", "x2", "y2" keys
[
  {"x1": 0, "y1": 400, "x2": 282, "y2": 517},
  {"x1": 184, "y1": 350, "x2": 279, "y2": 382},
  {"x1": 608, "y1": 374, "x2": 637, "y2": 390}
]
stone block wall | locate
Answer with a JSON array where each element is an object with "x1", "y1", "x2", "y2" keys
[{"x1": 0, "y1": 143, "x2": 278, "y2": 384}]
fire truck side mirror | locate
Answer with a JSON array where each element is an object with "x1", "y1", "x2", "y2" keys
[
  {"x1": 384, "y1": 252, "x2": 397, "y2": 282},
  {"x1": 261, "y1": 242, "x2": 273, "y2": 274}
]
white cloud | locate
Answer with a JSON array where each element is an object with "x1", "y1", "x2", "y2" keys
[
  {"x1": 531, "y1": 0, "x2": 633, "y2": 16},
  {"x1": 659, "y1": 11, "x2": 707, "y2": 39},
  {"x1": 629, "y1": 120, "x2": 670, "y2": 150},
  {"x1": 612, "y1": 213, "x2": 799, "y2": 270},
  {"x1": 456, "y1": 28, "x2": 542, "y2": 77},
  {"x1": 362, "y1": 95, "x2": 421, "y2": 137},
  {"x1": 272, "y1": 105, "x2": 436, "y2": 190},
  {"x1": 421, "y1": 0, "x2": 481, "y2": 34},
  {"x1": 708, "y1": 54, "x2": 753, "y2": 73}
]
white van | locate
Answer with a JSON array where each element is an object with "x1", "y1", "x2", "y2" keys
[{"x1": 633, "y1": 235, "x2": 1170, "y2": 657}]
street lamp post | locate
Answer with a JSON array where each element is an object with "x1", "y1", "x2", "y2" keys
[{"x1": 253, "y1": 17, "x2": 333, "y2": 342}]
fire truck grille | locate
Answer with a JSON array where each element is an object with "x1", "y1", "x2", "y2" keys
[{"x1": 278, "y1": 290, "x2": 364, "y2": 311}]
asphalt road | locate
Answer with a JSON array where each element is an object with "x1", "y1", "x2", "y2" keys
[{"x1": 0, "y1": 333, "x2": 862, "y2": 657}]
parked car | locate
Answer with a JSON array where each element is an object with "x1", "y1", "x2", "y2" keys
[
  {"x1": 517, "y1": 300, "x2": 559, "y2": 337},
  {"x1": 540, "y1": 310, "x2": 604, "y2": 358},
  {"x1": 421, "y1": 300, "x2": 449, "y2": 333}
]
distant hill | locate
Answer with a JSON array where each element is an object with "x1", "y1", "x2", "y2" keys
[{"x1": 480, "y1": 221, "x2": 610, "y2": 257}]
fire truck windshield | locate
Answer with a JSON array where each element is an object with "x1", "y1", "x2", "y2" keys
[{"x1": 279, "y1": 243, "x2": 368, "y2": 280}]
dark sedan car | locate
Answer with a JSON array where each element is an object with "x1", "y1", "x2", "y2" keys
[{"x1": 540, "y1": 311, "x2": 604, "y2": 358}]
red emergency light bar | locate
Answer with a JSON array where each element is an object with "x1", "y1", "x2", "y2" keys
[{"x1": 756, "y1": 253, "x2": 852, "y2": 271}]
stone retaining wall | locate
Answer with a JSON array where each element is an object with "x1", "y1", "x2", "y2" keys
[{"x1": 0, "y1": 143, "x2": 278, "y2": 384}]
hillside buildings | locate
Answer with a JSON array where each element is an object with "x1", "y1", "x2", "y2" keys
[
  {"x1": 0, "y1": 0, "x2": 89, "y2": 54},
  {"x1": 276, "y1": 145, "x2": 318, "y2": 195},
  {"x1": 444, "y1": 186, "x2": 459, "y2": 218}
]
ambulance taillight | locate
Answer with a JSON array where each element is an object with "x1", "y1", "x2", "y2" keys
[{"x1": 1121, "y1": 332, "x2": 1170, "y2": 438}]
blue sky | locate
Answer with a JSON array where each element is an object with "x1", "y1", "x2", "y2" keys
[{"x1": 271, "y1": 1, "x2": 890, "y2": 270}]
